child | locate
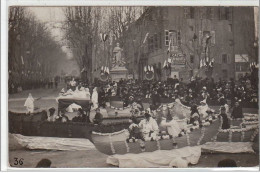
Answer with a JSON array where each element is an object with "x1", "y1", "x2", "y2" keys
[
  {"x1": 128, "y1": 116, "x2": 144, "y2": 141},
  {"x1": 219, "y1": 106, "x2": 230, "y2": 129}
]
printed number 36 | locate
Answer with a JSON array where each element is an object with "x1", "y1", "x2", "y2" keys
[{"x1": 14, "y1": 158, "x2": 23, "y2": 165}]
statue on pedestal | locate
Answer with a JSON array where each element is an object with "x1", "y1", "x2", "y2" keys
[{"x1": 112, "y1": 43, "x2": 125, "y2": 68}]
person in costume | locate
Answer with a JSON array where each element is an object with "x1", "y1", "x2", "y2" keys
[
  {"x1": 24, "y1": 93, "x2": 34, "y2": 114},
  {"x1": 160, "y1": 109, "x2": 181, "y2": 137},
  {"x1": 139, "y1": 113, "x2": 159, "y2": 139},
  {"x1": 91, "y1": 87, "x2": 99, "y2": 110}
]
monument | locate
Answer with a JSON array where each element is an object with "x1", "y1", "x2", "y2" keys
[{"x1": 110, "y1": 43, "x2": 128, "y2": 82}]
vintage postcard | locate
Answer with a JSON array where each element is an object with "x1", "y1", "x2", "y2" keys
[{"x1": 4, "y1": 1, "x2": 259, "y2": 170}]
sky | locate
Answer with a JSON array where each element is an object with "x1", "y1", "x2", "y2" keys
[{"x1": 27, "y1": 7, "x2": 73, "y2": 59}]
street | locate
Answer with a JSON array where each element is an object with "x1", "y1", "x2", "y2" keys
[{"x1": 8, "y1": 86, "x2": 259, "y2": 168}]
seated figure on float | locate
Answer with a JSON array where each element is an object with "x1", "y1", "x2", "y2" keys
[
  {"x1": 197, "y1": 99, "x2": 210, "y2": 119},
  {"x1": 159, "y1": 105, "x2": 182, "y2": 137},
  {"x1": 139, "y1": 113, "x2": 159, "y2": 140},
  {"x1": 189, "y1": 105, "x2": 201, "y2": 125},
  {"x1": 128, "y1": 116, "x2": 145, "y2": 141}
]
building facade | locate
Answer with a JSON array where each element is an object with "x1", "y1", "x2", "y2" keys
[{"x1": 124, "y1": 6, "x2": 256, "y2": 81}]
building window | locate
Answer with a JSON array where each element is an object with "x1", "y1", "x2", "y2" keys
[
  {"x1": 154, "y1": 34, "x2": 158, "y2": 50},
  {"x1": 177, "y1": 31, "x2": 181, "y2": 45},
  {"x1": 222, "y1": 69, "x2": 228, "y2": 79},
  {"x1": 228, "y1": 24, "x2": 232, "y2": 32},
  {"x1": 190, "y1": 55, "x2": 194, "y2": 63},
  {"x1": 169, "y1": 30, "x2": 177, "y2": 46},
  {"x1": 199, "y1": 7, "x2": 206, "y2": 19},
  {"x1": 165, "y1": 30, "x2": 169, "y2": 46},
  {"x1": 190, "y1": 7, "x2": 195, "y2": 19},
  {"x1": 148, "y1": 36, "x2": 154, "y2": 52},
  {"x1": 159, "y1": 33, "x2": 162, "y2": 49},
  {"x1": 219, "y1": 7, "x2": 231, "y2": 20},
  {"x1": 184, "y1": 7, "x2": 195, "y2": 19},
  {"x1": 222, "y1": 54, "x2": 228, "y2": 63},
  {"x1": 199, "y1": 30, "x2": 216, "y2": 45}
]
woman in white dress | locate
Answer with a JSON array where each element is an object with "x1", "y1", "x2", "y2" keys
[
  {"x1": 91, "y1": 87, "x2": 99, "y2": 110},
  {"x1": 24, "y1": 93, "x2": 34, "y2": 114}
]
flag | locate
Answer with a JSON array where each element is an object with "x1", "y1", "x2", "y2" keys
[
  {"x1": 100, "y1": 33, "x2": 109, "y2": 42},
  {"x1": 163, "y1": 60, "x2": 167, "y2": 68},
  {"x1": 203, "y1": 59, "x2": 206, "y2": 66},
  {"x1": 151, "y1": 66, "x2": 154, "y2": 73},
  {"x1": 21, "y1": 56, "x2": 24, "y2": 65},
  {"x1": 81, "y1": 67, "x2": 85, "y2": 73},
  {"x1": 148, "y1": 65, "x2": 151, "y2": 71},
  {"x1": 199, "y1": 59, "x2": 203, "y2": 68},
  {"x1": 143, "y1": 33, "x2": 149, "y2": 44},
  {"x1": 144, "y1": 66, "x2": 147, "y2": 72}
]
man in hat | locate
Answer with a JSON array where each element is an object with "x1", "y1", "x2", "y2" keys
[{"x1": 139, "y1": 113, "x2": 159, "y2": 139}]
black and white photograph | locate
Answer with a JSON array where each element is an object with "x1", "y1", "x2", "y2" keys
[{"x1": 6, "y1": 4, "x2": 259, "y2": 169}]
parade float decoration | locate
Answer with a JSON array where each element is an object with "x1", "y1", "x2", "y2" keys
[
  {"x1": 100, "y1": 66, "x2": 110, "y2": 82},
  {"x1": 144, "y1": 65, "x2": 154, "y2": 81},
  {"x1": 91, "y1": 111, "x2": 258, "y2": 155}
]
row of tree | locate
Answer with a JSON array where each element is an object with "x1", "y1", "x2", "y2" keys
[{"x1": 8, "y1": 7, "x2": 66, "y2": 90}]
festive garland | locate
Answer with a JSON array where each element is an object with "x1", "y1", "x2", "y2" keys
[
  {"x1": 218, "y1": 125, "x2": 258, "y2": 133},
  {"x1": 243, "y1": 117, "x2": 258, "y2": 121},
  {"x1": 241, "y1": 121, "x2": 258, "y2": 125},
  {"x1": 250, "y1": 128, "x2": 259, "y2": 142},
  {"x1": 243, "y1": 113, "x2": 258, "y2": 117},
  {"x1": 197, "y1": 127, "x2": 206, "y2": 145},
  {"x1": 92, "y1": 129, "x2": 127, "y2": 136},
  {"x1": 109, "y1": 134, "x2": 116, "y2": 154}
]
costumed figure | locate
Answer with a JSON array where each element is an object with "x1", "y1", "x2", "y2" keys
[
  {"x1": 91, "y1": 87, "x2": 99, "y2": 110},
  {"x1": 139, "y1": 113, "x2": 159, "y2": 140},
  {"x1": 189, "y1": 105, "x2": 201, "y2": 125},
  {"x1": 198, "y1": 99, "x2": 210, "y2": 118},
  {"x1": 159, "y1": 107, "x2": 182, "y2": 137},
  {"x1": 24, "y1": 93, "x2": 34, "y2": 114}
]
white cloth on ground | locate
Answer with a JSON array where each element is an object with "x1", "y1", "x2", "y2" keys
[
  {"x1": 106, "y1": 146, "x2": 201, "y2": 168},
  {"x1": 10, "y1": 133, "x2": 95, "y2": 151}
]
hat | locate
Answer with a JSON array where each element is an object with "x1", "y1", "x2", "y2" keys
[
  {"x1": 144, "y1": 113, "x2": 151, "y2": 118},
  {"x1": 202, "y1": 86, "x2": 207, "y2": 90},
  {"x1": 220, "y1": 106, "x2": 226, "y2": 111}
]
